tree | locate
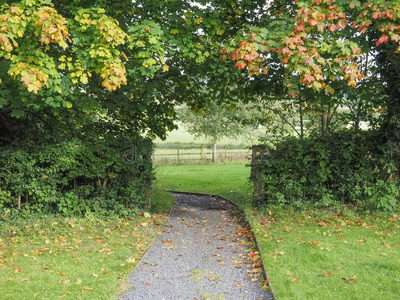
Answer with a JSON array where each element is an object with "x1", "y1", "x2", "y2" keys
[
  {"x1": 1, "y1": 0, "x2": 400, "y2": 143},
  {"x1": 178, "y1": 101, "x2": 258, "y2": 162}
]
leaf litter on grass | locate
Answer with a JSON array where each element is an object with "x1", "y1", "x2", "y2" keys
[{"x1": 0, "y1": 214, "x2": 165, "y2": 299}]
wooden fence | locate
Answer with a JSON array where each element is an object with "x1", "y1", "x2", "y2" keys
[{"x1": 152, "y1": 146, "x2": 251, "y2": 164}]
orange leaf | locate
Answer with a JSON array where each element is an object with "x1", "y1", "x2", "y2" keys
[
  {"x1": 348, "y1": 278, "x2": 357, "y2": 284},
  {"x1": 308, "y1": 19, "x2": 318, "y2": 26},
  {"x1": 262, "y1": 279, "x2": 269, "y2": 286}
]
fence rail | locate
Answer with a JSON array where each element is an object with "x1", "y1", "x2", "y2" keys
[{"x1": 153, "y1": 146, "x2": 251, "y2": 164}]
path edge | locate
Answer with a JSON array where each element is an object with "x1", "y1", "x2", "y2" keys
[
  {"x1": 167, "y1": 190, "x2": 277, "y2": 300},
  {"x1": 118, "y1": 205, "x2": 175, "y2": 299}
]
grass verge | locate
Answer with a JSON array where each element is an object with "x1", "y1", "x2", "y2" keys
[
  {"x1": 150, "y1": 186, "x2": 176, "y2": 214},
  {"x1": 0, "y1": 189, "x2": 174, "y2": 299},
  {"x1": 156, "y1": 163, "x2": 400, "y2": 300}
]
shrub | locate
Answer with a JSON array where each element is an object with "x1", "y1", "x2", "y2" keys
[
  {"x1": 252, "y1": 131, "x2": 399, "y2": 211},
  {"x1": 0, "y1": 135, "x2": 153, "y2": 216}
]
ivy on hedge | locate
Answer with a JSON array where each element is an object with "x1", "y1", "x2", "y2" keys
[
  {"x1": 0, "y1": 136, "x2": 153, "y2": 216},
  {"x1": 252, "y1": 131, "x2": 399, "y2": 211}
]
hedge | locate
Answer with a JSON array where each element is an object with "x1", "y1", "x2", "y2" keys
[
  {"x1": 251, "y1": 131, "x2": 399, "y2": 211},
  {"x1": 0, "y1": 135, "x2": 153, "y2": 216}
]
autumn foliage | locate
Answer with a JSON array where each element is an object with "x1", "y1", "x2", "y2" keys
[{"x1": 224, "y1": 0, "x2": 400, "y2": 97}]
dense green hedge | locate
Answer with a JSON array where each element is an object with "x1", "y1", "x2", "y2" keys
[
  {"x1": 252, "y1": 131, "x2": 399, "y2": 211},
  {"x1": 0, "y1": 136, "x2": 153, "y2": 216}
]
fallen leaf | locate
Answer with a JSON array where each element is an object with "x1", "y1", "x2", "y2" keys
[
  {"x1": 59, "y1": 279, "x2": 70, "y2": 284},
  {"x1": 290, "y1": 278, "x2": 301, "y2": 282},
  {"x1": 79, "y1": 287, "x2": 93, "y2": 291},
  {"x1": 249, "y1": 252, "x2": 257, "y2": 258},
  {"x1": 318, "y1": 221, "x2": 327, "y2": 227},
  {"x1": 126, "y1": 257, "x2": 136, "y2": 264},
  {"x1": 144, "y1": 282, "x2": 152, "y2": 286},
  {"x1": 162, "y1": 239, "x2": 173, "y2": 244},
  {"x1": 209, "y1": 277, "x2": 217, "y2": 281},
  {"x1": 235, "y1": 283, "x2": 244, "y2": 287},
  {"x1": 262, "y1": 279, "x2": 269, "y2": 286},
  {"x1": 321, "y1": 272, "x2": 332, "y2": 277},
  {"x1": 348, "y1": 278, "x2": 357, "y2": 284},
  {"x1": 100, "y1": 248, "x2": 112, "y2": 254},
  {"x1": 142, "y1": 212, "x2": 151, "y2": 218}
]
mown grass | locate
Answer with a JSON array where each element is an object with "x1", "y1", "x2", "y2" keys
[
  {"x1": 155, "y1": 163, "x2": 253, "y2": 205},
  {"x1": 0, "y1": 189, "x2": 175, "y2": 300},
  {"x1": 156, "y1": 163, "x2": 400, "y2": 300},
  {"x1": 150, "y1": 186, "x2": 176, "y2": 214}
]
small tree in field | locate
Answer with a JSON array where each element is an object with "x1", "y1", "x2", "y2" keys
[{"x1": 178, "y1": 102, "x2": 257, "y2": 162}]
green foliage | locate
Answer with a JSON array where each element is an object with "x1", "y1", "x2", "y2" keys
[
  {"x1": 253, "y1": 131, "x2": 399, "y2": 211},
  {"x1": 0, "y1": 136, "x2": 153, "y2": 216},
  {"x1": 178, "y1": 101, "x2": 259, "y2": 144}
]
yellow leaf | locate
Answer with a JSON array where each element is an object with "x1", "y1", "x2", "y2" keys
[
  {"x1": 126, "y1": 257, "x2": 136, "y2": 264},
  {"x1": 194, "y1": 17, "x2": 203, "y2": 24}
]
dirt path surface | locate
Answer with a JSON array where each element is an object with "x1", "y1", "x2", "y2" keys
[{"x1": 122, "y1": 193, "x2": 273, "y2": 300}]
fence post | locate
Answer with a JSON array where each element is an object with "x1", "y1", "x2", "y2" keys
[
  {"x1": 224, "y1": 146, "x2": 227, "y2": 162},
  {"x1": 177, "y1": 148, "x2": 180, "y2": 163},
  {"x1": 201, "y1": 145, "x2": 205, "y2": 161}
]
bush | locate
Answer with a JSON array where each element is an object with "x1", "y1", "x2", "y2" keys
[
  {"x1": 252, "y1": 131, "x2": 399, "y2": 211},
  {"x1": 0, "y1": 135, "x2": 153, "y2": 216}
]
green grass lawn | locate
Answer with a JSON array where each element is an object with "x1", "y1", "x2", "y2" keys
[
  {"x1": 0, "y1": 190, "x2": 175, "y2": 300},
  {"x1": 156, "y1": 163, "x2": 400, "y2": 300},
  {"x1": 155, "y1": 163, "x2": 253, "y2": 205}
]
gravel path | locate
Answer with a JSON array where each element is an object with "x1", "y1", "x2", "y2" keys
[{"x1": 122, "y1": 193, "x2": 273, "y2": 300}]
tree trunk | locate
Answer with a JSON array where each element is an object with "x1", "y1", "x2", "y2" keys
[
  {"x1": 320, "y1": 114, "x2": 325, "y2": 135},
  {"x1": 212, "y1": 142, "x2": 217, "y2": 163}
]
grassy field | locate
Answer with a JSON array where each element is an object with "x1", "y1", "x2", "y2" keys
[
  {"x1": 156, "y1": 163, "x2": 400, "y2": 300},
  {"x1": 153, "y1": 147, "x2": 251, "y2": 164},
  {"x1": 154, "y1": 124, "x2": 266, "y2": 147},
  {"x1": 0, "y1": 190, "x2": 175, "y2": 300}
]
